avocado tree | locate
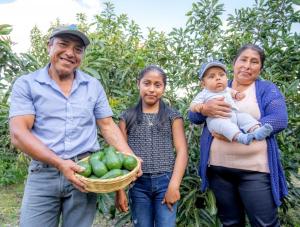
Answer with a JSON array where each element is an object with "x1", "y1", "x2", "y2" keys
[
  {"x1": 1, "y1": 0, "x2": 299, "y2": 225},
  {"x1": 0, "y1": 24, "x2": 40, "y2": 185}
]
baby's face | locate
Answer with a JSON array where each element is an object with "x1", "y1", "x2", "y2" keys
[{"x1": 201, "y1": 67, "x2": 228, "y2": 92}]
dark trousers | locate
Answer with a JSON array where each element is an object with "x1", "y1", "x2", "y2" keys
[{"x1": 207, "y1": 166, "x2": 280, "y2": 227}]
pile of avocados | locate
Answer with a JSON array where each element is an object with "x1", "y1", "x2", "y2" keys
[{"x1": 77, "y1": 146, "x2": 138, "y2": 180}]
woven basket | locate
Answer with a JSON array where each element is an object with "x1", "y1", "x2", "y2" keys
[{"x1": 75, "y1": 153, "x2": 140, "y2": 193}]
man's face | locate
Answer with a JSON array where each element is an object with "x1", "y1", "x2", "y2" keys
[{"x1": 48, "y1": 36, "x2": 85, "y2": 79}]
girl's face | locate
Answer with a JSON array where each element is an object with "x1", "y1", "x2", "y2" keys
[
  {"x1": 138, "y1": 70, "x2": 165, "y2": 107},
  {"x1": 233, "y1": 48, "x2": 262, "y2": 85},
  {"x1": 201, "y1": 67, "x2": 228, "y2": 92}
]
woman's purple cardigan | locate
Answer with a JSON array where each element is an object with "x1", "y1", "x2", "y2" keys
[{"x1": 188, "y1": 79, "x2": 288, "y2": 207}]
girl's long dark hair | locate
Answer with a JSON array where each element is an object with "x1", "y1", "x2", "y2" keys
[{"x1": 125, "y1": 65, "x2": 169, "y2": 132}]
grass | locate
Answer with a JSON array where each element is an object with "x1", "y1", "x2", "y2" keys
[
  {"x1": 0, "y1": 182, "x2": 128, "y2": 227},
  {"x1": 0, "y1": 182, "x2": 24, "y2": 227},
  {"x1": 1, "y1": 181, "x2": 297, "y2": 227}
]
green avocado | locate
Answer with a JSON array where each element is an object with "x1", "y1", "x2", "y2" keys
[
  {"x1": 104, "y1": 146, "x2": 117, "y2": 154},
  {"x1": 121, "y1": 169, "x2": 130, "y2": 175},
  {"x1": 100, "y1": 169, "x2": 123, "y2": 179},
  {"x1": 105, "y1": 150, "x2": 122, "y2": 170},
  {"x1": 89, "y1": 151, "x2": 105, "y2": 164},
  {"x1": 91, "y1": 160, "x2": 108, "y2": 177},
  {"x1": 123, "y1": 156, "x2": 138, "y2": 171},
  {"x1": 117, "y1": 152, "x2": 126, "y2": 165},
  {"x1": 77, "y1": 161, "x2": 92, "y2": 177}
]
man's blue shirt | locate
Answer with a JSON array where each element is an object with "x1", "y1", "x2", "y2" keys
[{"x1": 9, "y1": 64, "x2": 113, "y2": 159}]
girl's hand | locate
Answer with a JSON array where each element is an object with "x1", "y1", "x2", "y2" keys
[
  {"x1": 115, "y1": 189, "x2": 128, "y2": 212},
  {"x1": 136, "y1": 157, "x2": 143, "y2": 178},
  {"x1": 162, "y1": 185, "x2": 180, "y2": 211},
  {"x1": 202, "y1": 97, "x2": 231, "y2": 118}
]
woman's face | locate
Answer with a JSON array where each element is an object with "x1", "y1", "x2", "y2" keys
[{"x1": 233, "y1": 48, "x2": 262, "y2": 85}]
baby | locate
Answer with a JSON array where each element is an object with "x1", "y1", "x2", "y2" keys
[{"x1": 190, "y1": 60, "x2": 272, "y2": 145}]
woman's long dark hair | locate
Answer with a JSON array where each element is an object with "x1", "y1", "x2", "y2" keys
[{"x1": 125, "y1": 65, "x2": 170, "y2": 132}]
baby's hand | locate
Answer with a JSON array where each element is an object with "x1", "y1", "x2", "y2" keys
[{"x1": 235, "y1": 92, "x2": 245, "y2": 101}]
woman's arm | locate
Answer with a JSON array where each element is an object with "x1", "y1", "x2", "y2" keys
[
  {"x1": 259, "y1": 82, "x2": 288, "y2": 135},
  {"x1": 163, "y1": 118, "x2": 188, "y2": 211},
  {"x1": 188, "y1": 97, "x2": 231, "y2": 124}
]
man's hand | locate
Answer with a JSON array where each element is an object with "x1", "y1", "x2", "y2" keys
[
  {"x1": 202, "y1": 97, "x2": 231, "y2": 118},
  {"x1": 57, "y1": 159, "x2": 88, "y2": 192}
]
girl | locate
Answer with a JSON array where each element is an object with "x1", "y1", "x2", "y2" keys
[{"x1": 115, "y1": 65, "x2": 188, "y2": 227}]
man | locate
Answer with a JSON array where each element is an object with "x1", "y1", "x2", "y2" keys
[{"x1": 9, "y1": 24, "x2": 139, "y2": 227}]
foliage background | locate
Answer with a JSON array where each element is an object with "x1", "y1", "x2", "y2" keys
[{"x1": 0, "y1": 0, "x2": 299, "y2": 226}]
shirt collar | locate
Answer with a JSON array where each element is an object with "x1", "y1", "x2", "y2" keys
[{"x1": 34, "y1": 63, "x2": 89, "y2": 85}]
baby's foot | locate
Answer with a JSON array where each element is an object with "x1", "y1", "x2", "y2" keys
[
  {"x1": 236, "y1": 133, "x2": 254, "y2": 145},
  {"x1": 252, "y1": 124, "x2": 273, "y2": 140}
]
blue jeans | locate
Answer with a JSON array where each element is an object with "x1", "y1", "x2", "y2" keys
[
  {"x1": 128, "y1": 172, "x2": 177, "y2": 227},
  {"x1": 20, "y1": 160, "x2": 97, "y2": 227},
  {"x1": 207, "y1": 166, "x2": 279, "y2": 227}
]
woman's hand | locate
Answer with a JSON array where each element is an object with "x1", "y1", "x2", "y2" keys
[
  {"x1": 162, "y1": 184, "x2": 180, "y2": 211},
  {"x1": 202, "y1": 97, "x2": 231, "y2": 118},
  {"x1": 115, "y1": 189, "x2": 129, "y2": 212}
]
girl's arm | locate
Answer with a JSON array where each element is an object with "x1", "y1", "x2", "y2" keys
[
  {"x1": 163, "y1": 118, "x2": 188, "y2": 211},
  {"x1": 115, "y1": 189, "x2": 128, "y2": 212}
]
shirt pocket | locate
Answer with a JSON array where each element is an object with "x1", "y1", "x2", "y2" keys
[{"x1": 71, "y1": 99, "x2": 96, "y2": 127}]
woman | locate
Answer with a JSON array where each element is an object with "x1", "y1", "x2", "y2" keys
[{"x1": 188, "y1": 44, "x2": 288, "y2": 226}]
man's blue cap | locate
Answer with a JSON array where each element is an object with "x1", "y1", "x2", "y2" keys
[
  {"x1": 198, "y1": 60, "x2": 227, "y2": 80},
  {"x1": 50, "y1": 24, "x2": 90, "y2": 47}
]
